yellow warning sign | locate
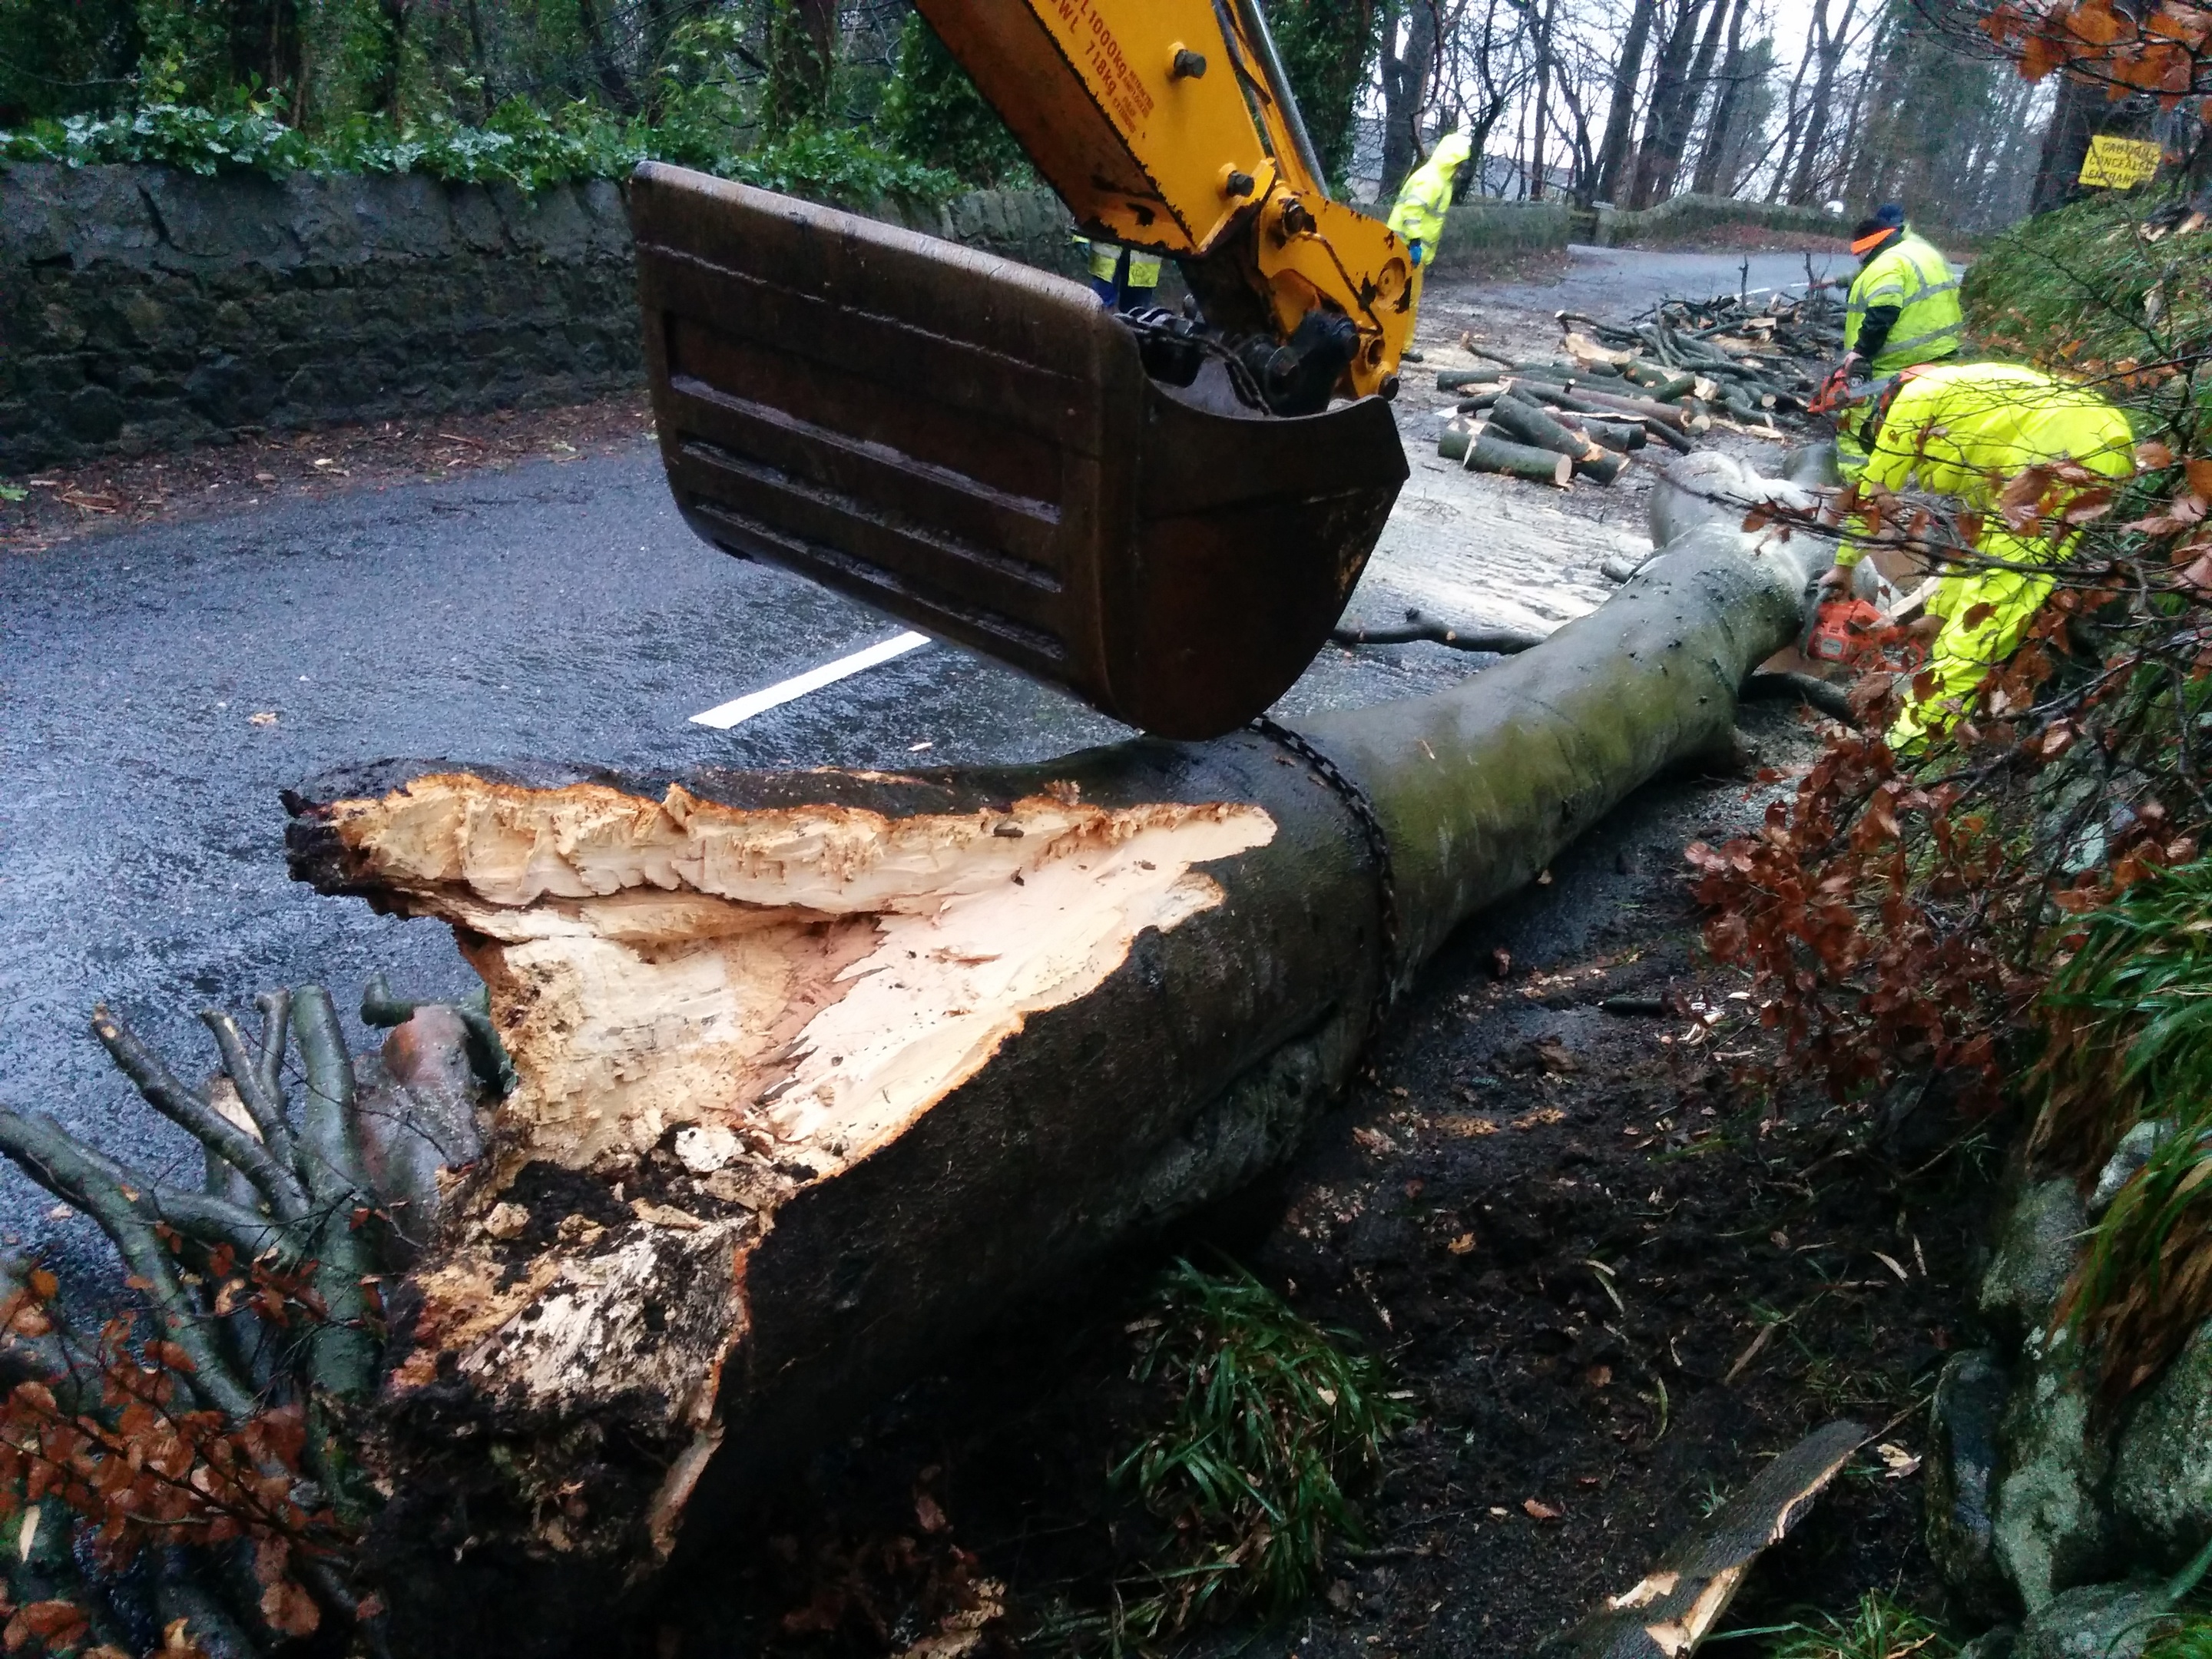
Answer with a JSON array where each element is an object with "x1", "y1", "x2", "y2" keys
[{"x1": 2079, "y1": 134, "x2": 2162, "y2": 189}]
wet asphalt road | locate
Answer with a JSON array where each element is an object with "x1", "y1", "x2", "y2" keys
[
  {"x1": 1484, "y1": 244, "x2": 1851, "y2": 316},
  {"x1": 0, "y1": 243, "x2": 1822, "y2": 1270}
]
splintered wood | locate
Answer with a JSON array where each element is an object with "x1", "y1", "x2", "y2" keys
[
  {"x1": 1565, "y1": 1419, "x2": 1867, "y2": 1659},
  {"x1": 314, "y1": 773, "x2": 1274, "y2": 1180}
]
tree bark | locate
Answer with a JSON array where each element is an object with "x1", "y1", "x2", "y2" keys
[
  {"x1": 1767, "y1": 0, "x2": 1823, "y2": 203},
  {"x1": 369, "y1": 0, "x2": 411, "y2": 118},
  {"x1": 225, "y1": 0, "x2": 301, "y2": 109},
  {"x1": 1783, "y1": 0, "x2": 1860, "y2": 205},
  {"x1": 1636, "y1": 0, "x2": 1730, "y2": 206},
  {"x1": 766, "y1": 0, "x2": 837, "y2": 124},
  {"x1": 1380, "y1": 0, "x2": 1440, "y2": 198},
  {"x1": 2030, "y1": 71, "x2": 2100, "y2": 215},
  {"x1": 1529, "y1": 0, "x2": 1558, "y2": 197},
  {"x1": 1689, "y1": 0, "x2": 1752, "y2": 196},
  {"x1": 573, "y1": 0, "x2": 631, "y2": 111},
  {"x1": 1466, "y1": 429, "x2": 1575, "y2": 482},
  {"x1": 276, "y1": 454, "x2": 1831, "y2": 1656},
  {"x1": 1592, "y1": 0, "x2": 1661, "y2": 204},
  {"x1": 1628, "y1": 0, "x2": 1711, "y2": 208}
]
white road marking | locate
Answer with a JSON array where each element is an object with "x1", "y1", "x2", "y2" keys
[{"x1": 690, "y1": 631, "x2": 932, "y2": 729}]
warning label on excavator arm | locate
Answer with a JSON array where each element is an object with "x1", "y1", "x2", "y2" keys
[
  {"x1": 2079, "y1": 134, "x2": 2161, "y2": 189},
  {"x1": 1049, "y1": 0, "x2": 1155, "y2": 134}
]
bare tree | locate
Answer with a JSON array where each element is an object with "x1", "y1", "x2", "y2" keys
[
  {"x1": 1591, "y1": 0, "x2": 1661, "y2": 202},
  {"x1": 1630, "y1": 0, "x2": 1724, "y2": 206},
  {"x1": 1528, "y1": 0, "x2": 1558, "y2": 195},
  {"x1": 1687, "y1": 0, "x2": 1755, "y2": 194},
  {"x1": 1770, "y1": 0, "x2": 1864, "y2": 204},
  {"x1": 1380, "y1": 0, "x2": 1442, "y2": 194}
]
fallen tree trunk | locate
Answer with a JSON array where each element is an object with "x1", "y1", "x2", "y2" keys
[{"x1": 274, "y1": 451, "x2": 1830, "y2": 1655}]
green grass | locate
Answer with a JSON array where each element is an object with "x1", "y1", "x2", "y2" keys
[
  {"x1": 2036, "y1": 856, "x2": 2212, "y2": 1400},
  {"x1": 1110, "y1": 1259, "x2": 1409, "y2": 1638},
  {"x1": 2147, "y1": 1614, "x2": 2212, "y2": 1659},
  {"x1": 1747, "y1": 1593, "x2": 1955, "y2": 1659}
]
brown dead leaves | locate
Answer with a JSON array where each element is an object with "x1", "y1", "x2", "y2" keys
[
  {"x1": 1986, "y1": 0, "x2": 2212, "y2": 99},
  {"x1": 1686, "y1": 724, "x2": 2039, "y2": 1108},
  {"x1": 773, "y1": 1500, "x2": 1007, "y2": 1659},
  {"x1": 0, "y1": 1273, "x2": 347, "y2": 1646}
]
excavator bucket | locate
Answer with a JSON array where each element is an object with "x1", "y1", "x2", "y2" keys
[{"x1": 631, "y1": 162, "x2": 1408, "y2": 740}]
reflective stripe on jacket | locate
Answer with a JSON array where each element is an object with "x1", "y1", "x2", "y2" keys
[
  {"x1": 1844, "y1": 230, "x2": 1962, "y2": 374},
  {"x1": 1834, "y1": 362, "x2": 2134, "y2": 747},
  {"x1": 1386, "y1": 130, "x2": 1474, "y2": 265},
  {"x1": 1074, "y1": 237, "x2": 1163, "y2": 287}
]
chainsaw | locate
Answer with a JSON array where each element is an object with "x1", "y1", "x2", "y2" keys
[
  {"x1": 1807, "y1": 598, "x2": 1924, "y2": 673},
  {"x1": 1808, "y1": 366, "x2": 1856, "y2": 417}
]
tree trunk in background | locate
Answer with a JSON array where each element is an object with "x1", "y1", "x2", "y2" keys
[
  {"x1": 1379, "y1": 0, "x2": 1439, "y2": 198},
  {"x1": 225, "y1": 0, "x2": 300, "y2": 108},
  {"x1": 369, "y1": 0, "x2": 411, "y2": 116},
  {"x1": 1688, "y1": 0, "x2": 1750, "y2": 194},
  {"x1": 1529, "y1": 0, "x2": 1556, "y2": 197},
  {"x1": 766, "y1": 0, "x2": 836, "y2": 125},
  {"x1": 1826, "y1": 20, "x2": 1882, "y2": 209},
  {"x1": 574, "y1": 0, "x2": 631, "y2": 111},
  {"x1": 1840, "y1": 8, "x2": 1904, "y2": 209},
  {"x1": 640, "y1": 0, "x2": 674, "y2": 117},
  {"x1": 1631, "y1": 0, "x2": 1723, "y2": 207},
  {"x1": 1264, "y1": 0, "x2": 1382, "y2": 185},
  {"x1": 461, "y1": 0, "x2": 492, "y2": 114},
  {"x1": 1591, "y1": 0, "x2": 1659, "y2": 204},
  {"x1": 2029, "y1": 71, "x2": 2098, "y2": 214},
  {"x1": 1783, "y1": 0, "x2": 1859, "y2": 204},
  {"x1": 1767, "y1": 0, "x2": 1821, "y2": 202}
]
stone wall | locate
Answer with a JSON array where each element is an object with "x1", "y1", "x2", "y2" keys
[
  {"x1": 0, "y1": 160, "x2": 1859, "y2": 475},
  {"x1": 1426, "y1": 191, "x2": 1850, "y2": 272},
  {"x1": 1429, "y1": 198, "x2": 1590, "y2": 271},
  {"x1": 0, "y1": 162, "x2": 1078, "y2": 473},
  {"x1": 1593, "y1": 193, "x2": 1841, "y2": 246},
  {"x1": 1918, "y1": 1152, "x2": 2212, "y2": 1659}
]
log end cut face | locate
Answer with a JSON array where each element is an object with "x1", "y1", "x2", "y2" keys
[
  {"x1": 310, "y1": 773, "x2": 1275, "y2": 1181},
  {"x1": 301, "y1": 768, "x2": 1276, "y2": 1541}
]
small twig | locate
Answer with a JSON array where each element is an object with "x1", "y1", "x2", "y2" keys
[
  {"x1": 1724, "y1": 1317, "x2": 1783, "y2": 1385},
  {"x1": 0, "y1": 1110, "x2": 259, "y2": 1419},
  {"x1": 199, "y1": 1007, "x2": 300, "y2": 1178},
  {"x1": 289, "y1": 991, "x2": 379, "y2": 1409}
]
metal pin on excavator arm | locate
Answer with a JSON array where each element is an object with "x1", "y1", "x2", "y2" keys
[{"x1": 633, "y1": 0, "x2": 1418, "y2": 738}]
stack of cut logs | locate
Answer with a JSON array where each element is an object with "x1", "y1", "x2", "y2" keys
[{"x1": 1440, "y1": 284, "x2": 1840, "y2": 487}]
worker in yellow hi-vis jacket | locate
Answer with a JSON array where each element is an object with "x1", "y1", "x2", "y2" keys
[
  {"x1": 1819, "y1": 361, "x2": 2135, "y2": 750},
  {"x1": 1386, "y1": 124, "x2": 1476, "y2": 329},
  {"x1": 1829, "y1": 203, "x2": 1965, "y2": 478},
  {"x1": 1841, "y1": 204, "x2": 1963, "y2": 380},
  {"x1": 1073, "y1": 236, "x2": 1164, "y2": 312}
]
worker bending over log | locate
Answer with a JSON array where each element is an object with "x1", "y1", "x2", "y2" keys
[{"x1": 1818, "y1": 361, "x2": 2134, "y2": 750}]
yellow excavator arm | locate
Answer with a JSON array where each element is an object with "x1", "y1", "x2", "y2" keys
[
  {"x1": 915, "y1": 0, "x2": 1416, "y2": 402},
  {"x1": 631, "y1": 2, "x2": 1422, "y2": 739}
]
